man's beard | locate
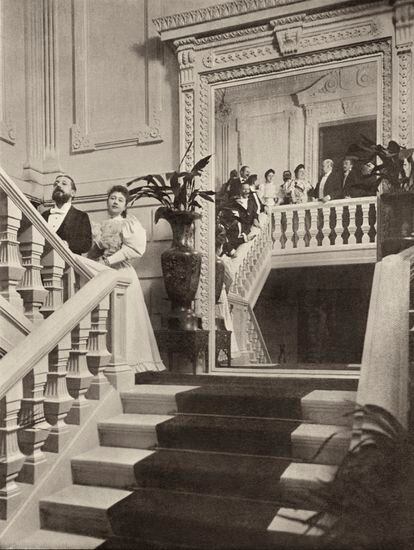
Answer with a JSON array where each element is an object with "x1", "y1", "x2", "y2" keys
[{"x1": 52, "y1": 188, "x2": 71, "y2": 206}]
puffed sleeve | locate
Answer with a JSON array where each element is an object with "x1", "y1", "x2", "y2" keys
[{"x1": 105, "y1": 216, "x2": 146, "y2": 267}]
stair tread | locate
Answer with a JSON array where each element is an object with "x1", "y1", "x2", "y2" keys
[
  {"x1": 15, "y1": 529, "x2": 103, "y2": 549},
  {"x1": 122, "y1": 385, "x2": 199, "y2": 396},
  {"x1": 281, "y1": 462, "x2": 338, "y2": 482},
  {"x1": 302, "y1": 390, "x2": 357, "y2": 402},
  {"x1": 41, "y1": 485, "x2": 131, "y2": 509},
  {"x1": 72, "y1": 446, "x2": 155, "y2": 466},
  {"x1": 99, "y1": 413, "x2": 173, "y2": 427},
  {"x1": 292, "y1": 423, "x2": 351, "y2": 439}
]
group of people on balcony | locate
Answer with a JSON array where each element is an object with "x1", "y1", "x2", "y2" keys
[
  {"x1": 215, "y1": 154, "x2": 383, "y2": 258},
  {"x1": 41, "y1": 174, "x2": 165, "y2": 374}
]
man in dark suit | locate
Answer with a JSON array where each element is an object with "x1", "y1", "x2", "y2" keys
[
  {"x1": 42, "y1": 174, "x2": 92, "y2": 254},
  {"x1": 313, "y1": 159, "x2": 342, "y2": 202},
  {"x1": 231, "y1": 181, "x2": 260, "y2": 234},
  {"x1": 227, "y1": 165, "x2": 252, "y2": 200},
  {"x1": 342, "y1": 157, "x2": 360, "y2": 198}
]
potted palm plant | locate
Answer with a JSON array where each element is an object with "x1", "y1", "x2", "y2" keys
[
  {"x1": 126, "y1": 155, "x2": 214, "y2": 330},
  {"x1": 346, "y1": 137, "x2": 414, "y2": 259}
]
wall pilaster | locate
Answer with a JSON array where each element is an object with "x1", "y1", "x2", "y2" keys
[
  {"x1": 394, "y1": 0, "x2": 414, "y2": 147},
  {"x1": 23, "y1": 0, "x2": 61, "y2": 185}
]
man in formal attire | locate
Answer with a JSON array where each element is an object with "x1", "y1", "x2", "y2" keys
[
  {"x1": 342, "y1": 157, "x2": 359, "y2": 198},
  {"x1": 231, "y1": 181, "x2": 260, "y2": 233},
  {"x1": 42, "y1": 174, "x2": 92, "y2": 254},
  {"x1": 313, "y1": 159, "x2": 342, "y2": 202},
  {"x1": 227, "y1": 165, "x2": 251, "y2": 200}
]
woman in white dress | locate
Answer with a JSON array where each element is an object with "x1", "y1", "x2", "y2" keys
[
  {"x1": 291, "y1": 164, "x2": 313, "y2": 204},
  {"x1": 87, "y1": 185, "x2": 165, "y2": 373}
]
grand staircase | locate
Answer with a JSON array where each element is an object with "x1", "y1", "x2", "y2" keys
[{"x1": 9, "y1": 373, "x2": 358, "y2": 549}]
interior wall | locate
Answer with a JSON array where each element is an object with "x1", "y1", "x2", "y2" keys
[
  {"x1": 255, "y1": 265, "x2": 374, "y2": 365},
  {"x1": 0, "y1": 0, "x2": 222, "y2": 321}
]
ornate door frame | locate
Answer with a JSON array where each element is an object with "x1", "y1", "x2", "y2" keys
[{"x1": 155, "y1": 0, "x2": 413, "y2": 373}]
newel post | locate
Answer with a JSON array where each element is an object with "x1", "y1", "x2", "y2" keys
[{"x1": 104, "y1": 281, "x2": 134, "y2": 391}]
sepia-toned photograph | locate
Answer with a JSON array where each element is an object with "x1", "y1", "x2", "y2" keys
[{"x1": 0, "y1": 0, "x2": 413, "y2": 548}]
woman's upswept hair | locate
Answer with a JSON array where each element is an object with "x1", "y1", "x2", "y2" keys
[
  {"x1": 294, "y1": 164, "x2": 305, "y2": 178},
  {"x1": 108, "y1": 185, "x2": 129, "y2": 218}
]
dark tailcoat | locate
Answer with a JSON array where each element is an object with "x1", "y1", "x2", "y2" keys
[
  {"x1": 313, "y1": 172, "x2": 342, "y2": 200},
  {"x1": 42, "y1": 205, "x2": 92, "y2": 254}
]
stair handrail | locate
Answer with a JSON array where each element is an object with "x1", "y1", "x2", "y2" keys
[
  {"x1": 0, "y1": 268, "x2": 130, "y2": 400},
  {"x1": 0, "y1": 166, "x2": 94, "y2": 280},
  {"x1": 356, "y1": 245, "x2": 414, "y2": 429}
]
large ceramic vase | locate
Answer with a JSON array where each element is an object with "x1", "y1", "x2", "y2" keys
[{"x1": 161, "y1": 210, "x2": 202, "y2": 330}]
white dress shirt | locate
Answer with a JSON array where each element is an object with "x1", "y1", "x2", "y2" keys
[
  {"x1": 318, "y1": 170, "x2": 332, "y2": 199},
  {"x1": 47, "y1": 201, "x2": 72, "y2": 232}
]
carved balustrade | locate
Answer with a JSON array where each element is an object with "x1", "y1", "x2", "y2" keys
[
  {"x1": 272, "y1": 197, "x2": 377, "y2": 259},
  {"x1": 0, "y1": 269, "x2": 132, "y2": 520}
]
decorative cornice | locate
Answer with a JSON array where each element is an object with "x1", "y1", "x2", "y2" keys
[
  {"x1": 154, "y1": 0, "x2": 304, "y2": 33},
  {"x1": 306, "y1": 1, "x2": 386, "y2": 22},
  {"x1": 195, "y1": 25, "x2": 268, "y2": 46}
]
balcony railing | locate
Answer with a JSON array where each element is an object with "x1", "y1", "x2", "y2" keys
[{"x1": 271, "y1": 196, "x2": 377, "y2": 267}]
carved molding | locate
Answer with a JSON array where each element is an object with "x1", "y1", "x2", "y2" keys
[
  {"x1": 183, "y1": 91, "x2": 194, "y2": 170},
  {"x1": 71, "y1": 0, "x2": 162, "y2": 154},
  {"x1": 397, "y1": 50, "x2": 411, "y2": 146},
  {"x1": 196, "y1": 25, "x2": 268, "y2": 47},
  {"x1": 174, "y1": 38, "x2": 196, "y2": 89},
  {"x1": 154, "y1": 0, "x2": 305, "y2": 33},
  {"x1": 300, "y1": 20, "x2": 381, "y2": 51},
  {"x1": 394, "y1": 0, "x2": 414, "y2": 50},
  {"x1": 271, "y1": 14, "x2": 305, "y2": 56}
]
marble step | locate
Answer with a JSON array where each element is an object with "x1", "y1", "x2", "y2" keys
[
  {"x1": 72, "y1": 447, "x2": 155, "y2": 488},
  {"x1": 40, "y1": 485, "x2": 131, "y2": 539},
  {"x1": 98, "y1": 414, "x2": 172, "y2": 449},
  {"x1": 267, "y1": 508, "x2": 325, "y2": 537},
  {"x1": 121, "y1": 384, "x2": 198, "y2": 415},
  {"x1": 291, "y1": 423, "x2": 352, "y2": 465},
  {"x1": 11, "y1": 529, "x2": 103, "y2": 549},
  {"x1": 279, "y1": 462, "x2": 338, "y2": 502},
  {"x1": 301, "y1": 390, "x2": 357, "y2": 426}
]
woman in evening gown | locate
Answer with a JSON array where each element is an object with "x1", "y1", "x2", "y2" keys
[{"x1": 85, "y1": 185, "x2": 165, "y2": 373}]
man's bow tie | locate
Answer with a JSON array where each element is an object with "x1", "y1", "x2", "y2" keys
[{"x1": 50, "y1": 207, "x2": 65, "y2": 215}]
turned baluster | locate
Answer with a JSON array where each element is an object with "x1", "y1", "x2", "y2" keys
[
  {"x1": 17, "y1": 358, "x2": 50, "y2": 484},
  {"x1": 43, "y1": 334, "x2": 74, "y2": 452},
  {"x1": 87, "y1": 296, "x2": 111, "y2": 400},
  {"x1": 40, "y1": 248, "x2": 65, "y2": 318},
  {"x1": 284, "y1": 210, "x2": 294, "y2": 249},
  {"x1": 320, "y1": 206, "x2": 330, "y2": 247},
  {"x1": 0, "y1": 383, "x2": 25, "y2": 519},
  {"x1": 66, "y1": 314, "x2": 93, "y2": 425},
  {"x1": 296, "y1": 209, "x2": 306, "y2": 249},
  {"x1": 104, "y1": 282, "x2": 134, "y2": 391},
  {"x1": 361, "y1": 202, "x2": 371, "y2": 244},
  {"x1": 348, "y1": 203, "x2": 357, "y2": 245},
  {"x1": 308, "y1": 207, "x2": 318, "y2": 248},
  {"x1": 17, "y1": 224, "x2": 48, "y2": 324},
  {"x1": 0, "y1": 191, "x2": 25, "y2": 310},
  {"x1": 272, "y1": 210, "x2": 282, "y2": 249}
]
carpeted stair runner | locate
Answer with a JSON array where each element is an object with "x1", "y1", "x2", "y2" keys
[
  {"x1": 105, "y1": 488, "x2": 319, "y2": 550},
  {"x1": 133, "y1": 448, "x2": 293, "y2": 501},
  {"x1": 101, "y1": 374, "x2": 355, "y2": 549}
]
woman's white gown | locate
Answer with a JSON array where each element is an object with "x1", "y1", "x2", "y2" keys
[{"x1": 83, "y1": 215, "x2": 165, "y2": 373}]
